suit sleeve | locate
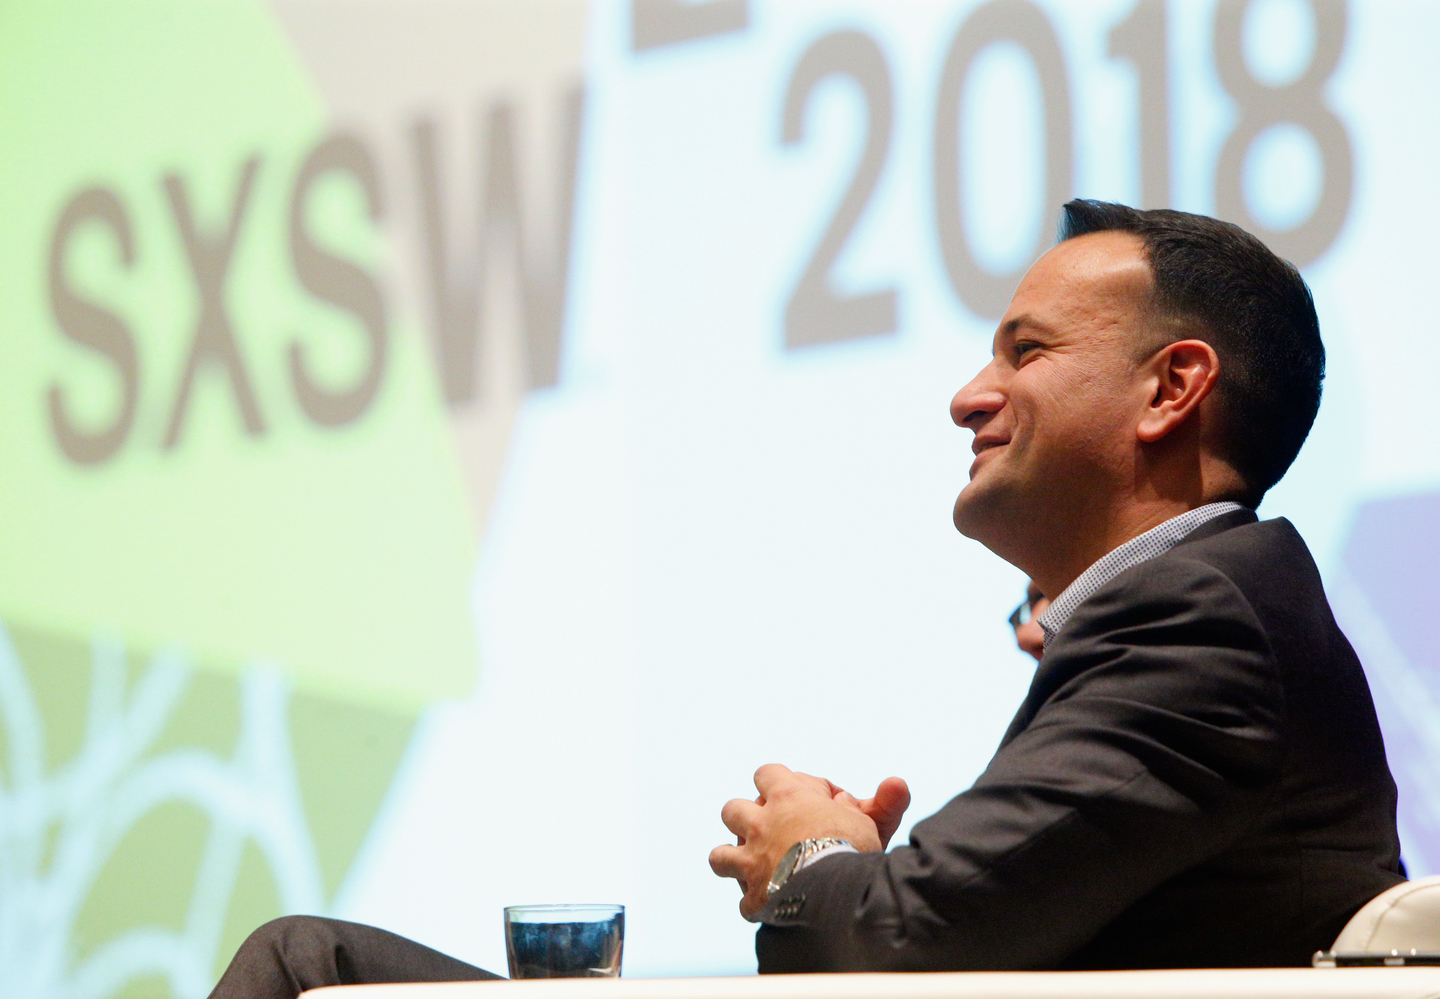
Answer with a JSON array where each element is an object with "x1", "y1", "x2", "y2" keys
[{"x1": 756, "y1": 556, "x2": 1287, "y2": 972}]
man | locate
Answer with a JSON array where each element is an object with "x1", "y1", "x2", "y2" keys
[
  {"x1": 1009, "y1": 581, "x2": 1049, "y2": 662},
  {"x1": 708, "y1": 200, "x2": 1403, "y2": 971},
  {"x1": 211, "y1": 202, "x2": 1399, "y2": 995}
]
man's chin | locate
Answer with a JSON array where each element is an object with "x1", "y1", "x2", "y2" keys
[
  {"x1": 952, "y1": 472, "x2": 1022, "y2": 553},
  {"x1": 952, "y1": 481, "x2": 995, "y2": 540}
]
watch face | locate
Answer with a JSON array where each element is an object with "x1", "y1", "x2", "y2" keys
[{"x1": 769, "y1": 842, "x2": 803, "y2": 892}]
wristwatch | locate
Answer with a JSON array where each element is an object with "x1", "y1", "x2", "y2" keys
[{"x1": 766, "y1": 838, "x2": 853, "y2": 897}]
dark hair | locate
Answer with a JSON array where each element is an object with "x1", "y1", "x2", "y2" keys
[{"x1": 1058, "y1": 199, "x2": 1325, "y2": 505}]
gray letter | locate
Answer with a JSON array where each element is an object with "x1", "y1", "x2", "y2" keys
[
  {"x1": 162, "y1": 157, "x2": 266, "y2": 447},
  {"x1": 412, "y1": 115, "x2": 480, "y2": 404},
  {"x1": 933, "y1": 0, "x2": 1073, "y2": 320},
  {"x1": 1109, "y1": 0, "x2": 1171, "y2": 210},
  {"x1": 780, "y1": 29, "x2": 898, "y2": 349},
  {"x1": 412, "y1": 84, "x2": 585, "y2": 404},
  {"x1": 1212, "y1": 0, "x2": 1351, "y2": 267},
  {"x1": 632, "y1": 0, "x2": 748, "y2": 51},
  {"x1": 288, "y1": 133, "x2": 388, "y2": 427},
  {"x1": 47, "y1": 187, "x2": 139, "y2": 465}
]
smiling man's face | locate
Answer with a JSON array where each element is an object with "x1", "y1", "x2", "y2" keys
[{"x1": 949, "y1": 231, "x2": 1163, "y2": 579}]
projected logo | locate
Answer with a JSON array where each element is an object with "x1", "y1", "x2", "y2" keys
[
  {"x1": 1332, "y1": 492, "x2": 1440, "y2": 878},
  {"x1": 0, "y1": 1, "x2": 585, "y2": 996}
]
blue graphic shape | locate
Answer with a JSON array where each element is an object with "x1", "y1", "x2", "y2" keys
[
  {"x1": 1344, "y1": 492, "x2": 1440, "y2": 682},
  {"x1": 1341, "y1": 491, "x2": 1440, "y2": 874}
]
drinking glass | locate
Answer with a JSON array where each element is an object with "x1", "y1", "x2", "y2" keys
[{"x1": 503, "y1": 904, "x2": 624, "y2": 979}]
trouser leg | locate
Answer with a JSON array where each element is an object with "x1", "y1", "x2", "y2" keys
[{"x1": 208, "y1": 915, "x2": 503, "y2": 999}]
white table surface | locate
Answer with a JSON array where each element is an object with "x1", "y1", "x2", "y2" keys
[{"x1": 303, "y1": 968, "x2": 1440, "y2": 999}]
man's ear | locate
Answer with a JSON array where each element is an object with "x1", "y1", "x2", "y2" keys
[{"x1": 1136, "y1": 339, "x2": 1220, "y2": 443}]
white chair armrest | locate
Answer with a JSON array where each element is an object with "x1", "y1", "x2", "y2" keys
[{"x1": 1333, "y1": 877, "x2": 1440, "y2": 953}]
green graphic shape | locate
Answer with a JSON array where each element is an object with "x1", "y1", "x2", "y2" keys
[
  {"x1": 1, "y1": 620, "x2": 414, "y2": 999},
  {"x1": 0, "y1": 0, "x2": 477, "y2": 713}
]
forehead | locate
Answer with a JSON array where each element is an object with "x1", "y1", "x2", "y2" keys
[{"x1": 1000, "y1": 231, "x2": 1153, "y2": 338}]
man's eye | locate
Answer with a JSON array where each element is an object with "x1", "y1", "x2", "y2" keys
[{"x1": 1014, "y1": 342, "x2": 1039, "y2": 360}]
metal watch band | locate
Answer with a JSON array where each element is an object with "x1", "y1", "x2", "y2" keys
[{"x1": 766, "y1": 837, "x2": 853, "y2": 897}]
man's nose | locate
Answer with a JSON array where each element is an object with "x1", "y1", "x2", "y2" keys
[{"x1": 950, "y1": 362, "x2": 1005, "y2": 428}]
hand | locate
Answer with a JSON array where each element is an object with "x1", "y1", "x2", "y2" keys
[
  {"x1": 830, "y1": 776, "x2": 911, "y2": 849},
  {"x1": 708, "y1": 764, "x2": 884, "y2": 920}
]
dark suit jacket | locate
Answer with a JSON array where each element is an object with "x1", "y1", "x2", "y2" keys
[{"x1": 757, "y1": 511, "x2": 1404, "y2": 971}]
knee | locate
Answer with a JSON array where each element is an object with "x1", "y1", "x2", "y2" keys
[
  {"x1": 213, "y1": 915, "x2": 350, "y2": 999},
  {"x1": 239, "y1": 915, "x2": 337, "y2": 955}
]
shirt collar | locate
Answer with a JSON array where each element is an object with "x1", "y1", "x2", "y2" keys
[{"x1": 1035, "y1": 502, "x2": 1247, "y2": 648}]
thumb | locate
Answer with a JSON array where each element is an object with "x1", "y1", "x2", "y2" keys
[{"x1": 859, "y1": 776, "x2": 911, "y2": 848}]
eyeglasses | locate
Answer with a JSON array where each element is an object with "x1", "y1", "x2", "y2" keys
[{"x1": 1009, "y1": 595, "x2": 1042, "y2": 630}]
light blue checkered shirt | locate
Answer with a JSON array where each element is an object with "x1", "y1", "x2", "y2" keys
[{"x1": 1035, "y1": 502, "x2": 1247, "y2": 649}]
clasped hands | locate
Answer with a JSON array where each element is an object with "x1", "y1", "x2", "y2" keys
[{"x1": 708, "y1": 764, "x2": 911, "y2": 920}]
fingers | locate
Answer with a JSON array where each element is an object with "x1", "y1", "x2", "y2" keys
[
  {"x1": 740, "y1": 883, "x2": 769, "y2": 921},
  {"x1": 792, "y1": 769, "x2": 846, "y2": 797},
  {"x1": 711, "y1": 844, "x2": 765, "y2": 919},
  {"x1": 793, "y1": 771, "x2": 841, "y2": 797},
  {"x1": 720, "y1": 797, "x2": 762, "y2": 838},
  {"x1": 709, "y1": 843, "x2": 746, "y2": 880},
  {"x1": 756, "y1": 764, "x2": 835, "y2": 801},
  {"x1": 752, "y1": 763, "x2": 795, "y2": 798}
]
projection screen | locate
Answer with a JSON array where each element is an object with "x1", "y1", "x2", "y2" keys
[{"x1": 1, "y1": 0, "x2": 1438, "y2": 992}]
